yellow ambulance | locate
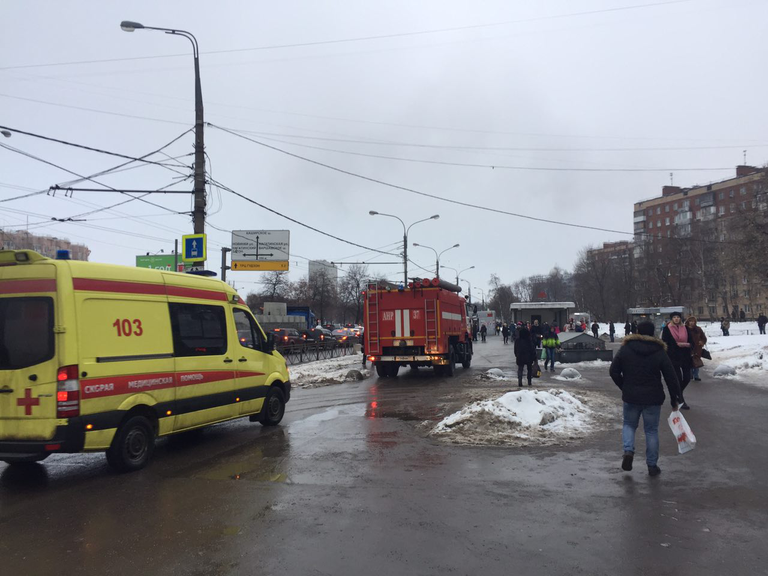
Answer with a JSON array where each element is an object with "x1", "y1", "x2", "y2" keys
[{"x1": 0, "y1": 249, "x2": 290, "y2": 472}]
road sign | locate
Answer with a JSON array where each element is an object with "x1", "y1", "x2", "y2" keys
[
  {"x1": 231, "y1": 230, "x2": 289, "y2": 262},
  {"x1": 231, "y1": 260, "x2": 289, "y2": 271},
  {"x1": 135, "y1": 255, "x2": 189, "y2": 272},
  {"x1": 182, "y1": 234, "x2": 206, "y2": 262}
]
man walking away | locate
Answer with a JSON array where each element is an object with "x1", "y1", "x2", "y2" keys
[
  {"x1": 502, "y1": 323, "x2": 510, "y2": 344},
  {"x1": 624, "y1": 320, "x2": 631, "y2": 337},
  {"x1": 662, "y1": 311, "x2": 694, "y2": 410},
  {"x1": 541, "y1": 327, "x2": 561, "y2": 373},
  {"x1": 685, "y1": 316, "x2": 707, "y2": 382},
  {"x1": 757, "y1": 313, "x2": 767, "y2": 335},
  {"x1": 480, "y1": 324, "x2": 487, "y2": 343},
  {"x1": 591, "y1": 321, "x2": 600, "y2": 339},
  {"x1": 609, "y1": 321, "x2": 681, "y2": 477},
  {"x1": 514, "y1": 326, "x2": 536, "y2": 387}
]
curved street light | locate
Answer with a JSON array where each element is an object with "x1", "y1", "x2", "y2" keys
[
  {"x1": 121, "y1": 20, "x2": 206, "y2": 235},
  {"x1": 441, "y1": 264, "x2": 475, "y2": 286},
  {"x1": 369, "y1": 211, "x2": 438, "y2": 285},
  {"x1": 413, "y1": 242, "x2": 459, "y2": 278}
]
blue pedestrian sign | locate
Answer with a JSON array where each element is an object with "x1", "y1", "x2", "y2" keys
[{"x1": 182, "y1": 234, "x2": 207, "y2": 262}]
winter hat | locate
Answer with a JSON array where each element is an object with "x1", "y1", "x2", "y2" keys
[
  {"x1": 670, "y1": 311, "x2": 682, "y2": 319},
  {"x1": 637, "y1": 321, "x2": 655, "y2": 337}
]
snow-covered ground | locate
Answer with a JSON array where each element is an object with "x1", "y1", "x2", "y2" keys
[
  {"x1": 288, "y1": 354, "x2": 370, "y2": 388},
  {"x1": 594, "y1": 320, "x2": 767, "y2": 381},
  {"x1": 430, "y1": 388, "x2": 610, "y2": 446}
]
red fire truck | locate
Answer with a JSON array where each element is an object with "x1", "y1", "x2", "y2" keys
[{"x1": 364, "y1": 277, "x2": 473, "y2": 377}]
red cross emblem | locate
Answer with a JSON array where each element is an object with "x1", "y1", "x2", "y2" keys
[{"x1": 17, "y1": 388, "x2": 40, "y2": 416}]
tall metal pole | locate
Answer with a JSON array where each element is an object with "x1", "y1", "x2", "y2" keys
[
  {"x1": 221, "y1": 247, "x2": 231, "y2": 282},
  {"x1": 174, "y1": 239, "x2": 179, "y2": 271},
  {"x1": 402, "y1": 232, "x2": 408, "y2": 286},
  {"x1": 192, "y1": 52, "x2": 206, "y2": 235}
]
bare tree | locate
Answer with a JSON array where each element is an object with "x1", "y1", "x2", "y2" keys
[
  {"x1": 339, "y1": 264, "x2": 369, "y2": 324},
  {"x1": 259, "y1": 270, "x2": 290, "y2": 300}
]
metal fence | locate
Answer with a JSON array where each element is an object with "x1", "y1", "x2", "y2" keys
[{"x1": 276, "y1": 342, "x2": 357, "y2": 366}]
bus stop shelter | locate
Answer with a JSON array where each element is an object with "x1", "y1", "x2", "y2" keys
[
  {"x1": 627, "y1": 306, "x2": 687, "y2": 335},
  {"x1": 556, "y1": 331, "x2": 613, "y2": 363},
  {"x1": 510, "y1": 302, "x2": 575, "y2": 330}
]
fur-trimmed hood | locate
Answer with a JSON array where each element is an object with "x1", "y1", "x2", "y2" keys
[{"x1": 622, "y1": 333, "x2": 667, "y2": 354}]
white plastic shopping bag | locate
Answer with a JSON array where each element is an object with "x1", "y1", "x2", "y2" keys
[{"x1": 668, "y1": 410, "x2": 697, "y2": 454}]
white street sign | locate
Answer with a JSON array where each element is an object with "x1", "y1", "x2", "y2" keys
[{"x1": 231, "y1": 230, "x2": 290, "y2": 262}]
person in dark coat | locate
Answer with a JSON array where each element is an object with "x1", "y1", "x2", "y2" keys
[
  {"x1": 609, "y1": 321, "x2": 681, "y2": 477},
  {"x1": 624, "y1": 320, "x2": 631, "y2": 337},
  {"x1": 631, "y1": 320, "x2": 638, "y2": 334},
  {"x1": 759, "y1": 314, "x2": 768, "y2": 335},
  {"x1": 685, "y1": 316, "x2": 707, "y2": 381},
  {"x1": 480, "y1": 324, "x2": 487, "y2": 343},
  {"x1": 609, "y1": 321, "x2": 616, "y2": 343},
  {"x1": 661, "y1": 311, "x2": 694, "y2": 410},
  {"x1": 514, "y1": 326, "x2": 536, "y2": 387},
  {"x1": 501, "y1": 323, "x2": 510, "y2": 344},
  {"x1": 530, "y1": 320, "x2": 543, "y2": 349},
  {"x1": 591, "y1": 321, "x2": 599, "y2": 339}
]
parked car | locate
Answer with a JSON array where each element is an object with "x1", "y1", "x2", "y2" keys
[{"x1": 273, "y1": 328, "x2": 301, "y2": 348}]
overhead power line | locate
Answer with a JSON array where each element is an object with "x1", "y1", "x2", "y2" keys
[
  {"x1": 0, "y1": 1, "x2": 689, "y2": 71},
  {"x1": 210, "y1": 123, "x2": 753, "y2": 246},
  {"x1": 206, "y1": 176, "x2": 397, "y2": 256}
]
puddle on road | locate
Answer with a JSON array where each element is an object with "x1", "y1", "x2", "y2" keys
[{"x1": 190, "y1": 447, "x2": 289, "y2": 483}]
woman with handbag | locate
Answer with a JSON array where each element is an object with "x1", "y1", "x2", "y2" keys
[
  {"x1": 685, "y1": 316, "x2": 707, "y2": 381},
  {"x1": 662, "y1": 312, "x2": 694, "y2": 409}
]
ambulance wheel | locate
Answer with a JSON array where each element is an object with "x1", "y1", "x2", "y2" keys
[
  {"x1": 261, "y1": 387, "x2": 286, "y2": 426},
  {"x1": 387, "y1": 363, "x2": 400, "y2": 378},
  {"x1": 106, "y1": 415, "x2": 155, "y2": 473},
  {"x1": 376, "y1": 363, "x2": 388, "y2": 378}
]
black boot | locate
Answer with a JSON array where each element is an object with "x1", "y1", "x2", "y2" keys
[
  {"x1": 648, "y1": 465, "x2": 661, "y2": 477},
  {"x1": 622, "y1": 451, "x2": 634, "y2": 471}
]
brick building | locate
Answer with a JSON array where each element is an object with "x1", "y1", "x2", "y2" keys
[
  {"x1": 1, "y1": 229, "x2": 90, "y2": 261},
  {"x1": 631, "y1": 165, "x2": 768, "y2": 320}
]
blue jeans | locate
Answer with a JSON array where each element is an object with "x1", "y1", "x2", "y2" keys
[
  {"x1": 622, "y1": 403, "x2": 661, "y2": 467},
  {"x1": 691, "y1": 367, "x2": 700, "y2": 380},
  {"x1": 544, "y1": 348, "x2": 556, "y2": 369}
]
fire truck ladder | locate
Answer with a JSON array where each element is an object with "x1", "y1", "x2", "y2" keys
[
  {"x1": 366, "y1": 282, "x2": 380, "y2": 354},
  {"x1": 425, "y1": 298, "x2": 438, "y2": 352}
]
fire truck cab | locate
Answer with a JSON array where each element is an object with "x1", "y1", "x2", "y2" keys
[{"x1": 363, "y1": 278, "x2": 473, "y2": 378}]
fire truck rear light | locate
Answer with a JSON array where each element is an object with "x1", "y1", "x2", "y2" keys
[
  {"x1": 368, "y1": 356, "x2": 375, "y2": 362},
  {"x1": 57, "y1": 364, "x2": 80, "y2": 418}
]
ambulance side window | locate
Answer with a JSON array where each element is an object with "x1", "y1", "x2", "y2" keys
[
  {"x1": 169, "y1": 303, "x2": 227, "y2": 357},
  {"x1": 233, "y1": 308, "x2": 262, "y2": 350}
]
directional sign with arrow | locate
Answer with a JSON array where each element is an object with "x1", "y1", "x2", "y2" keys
[
  {"x1": 231, "y1": 230, "x2": 289, "y2": 264},
  {"x1": 182, "y1": 234, "x2": 207, "y2": 262}
]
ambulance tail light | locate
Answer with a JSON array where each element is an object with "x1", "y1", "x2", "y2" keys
[{"x1": 57, "y1": 365, "x2": 80, "y2": 418}]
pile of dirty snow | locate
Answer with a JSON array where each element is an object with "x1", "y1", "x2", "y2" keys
[
  {"x1": 430, "y1": 389, "x2": 598, "y2": 445},
  {"x1": 289, "y1": 354, "x2": 370, "y2": 388}
]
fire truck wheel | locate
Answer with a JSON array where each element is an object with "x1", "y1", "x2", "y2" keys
[
  {"x1": 376, "y1": 363, "x2": 388, "y2": 378},
  {"x1": 387, "y1": 363, "x2": 400, "y2": 378},
  {"x1": 445, "y1": 352, "x2": 456, "y2": 377}
]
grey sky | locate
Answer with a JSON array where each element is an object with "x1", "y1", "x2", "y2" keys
[{"x1": 1, "y1": 0, "x2": 765, "y2": 295}]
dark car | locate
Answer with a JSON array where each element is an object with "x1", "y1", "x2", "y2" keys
[
  {"x1": 299, "y1": 327, "x2": 333, "y2": 346},
  {"x1": 273, "y1": 328, "x2": 301, "y2": 348}
]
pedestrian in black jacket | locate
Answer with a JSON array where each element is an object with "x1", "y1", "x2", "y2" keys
[
  {"x1": 661, "y1": 311, "x2": 694, "y2": 410},
  {"x1": 609, "y1": 321, "x2": 681, "y2": 477},
  {"x1": 514, "y1": 327, "x2": 536, "y2": 387}
]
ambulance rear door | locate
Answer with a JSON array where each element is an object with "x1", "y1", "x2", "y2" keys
[{"x1": 0, "y1": 263, "x2": 59, "y2": 442}]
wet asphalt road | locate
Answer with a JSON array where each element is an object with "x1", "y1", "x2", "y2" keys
[{"x1": 0, "y1": 336, "x2": 766, "y2": 576}]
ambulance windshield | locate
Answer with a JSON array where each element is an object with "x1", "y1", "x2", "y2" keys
[{"x1": 0, "y1": 297, "x2": 55, "y2": 369}]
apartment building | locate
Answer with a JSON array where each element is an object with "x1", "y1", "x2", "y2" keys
[{"x1": 1, "y1": 229, "x2": 90, "y2": 260}]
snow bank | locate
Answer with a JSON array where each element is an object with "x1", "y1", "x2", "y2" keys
[
  {"x1": 430, "y1": 389, "x2": 597, "y2": 445},
  {"x1": 704, "y1": 333, "x2": 767, "y2": 381},
  {"x1": 289, "y1": 354, "x2": 370, "y2": 388}
]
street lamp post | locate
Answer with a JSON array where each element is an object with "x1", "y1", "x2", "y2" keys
[
  {"x1": 476, "y1": 287, "x2": 486, "y2": 307},
  {"x1": 441, "y1": 264, "x2": 475, "y2": 286},
  {"x1": 412, "y1": 243, "x2": 459, "y2": 277},
  {"x1": 460, "y1": 279, "x2": 472, "y2": 304},
  {"x1": 121, "y1": 20, "x2": 206, "y2": 235},
  {"x1": 369, "y1": 211, "x2": 439, "y2": 285}
]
